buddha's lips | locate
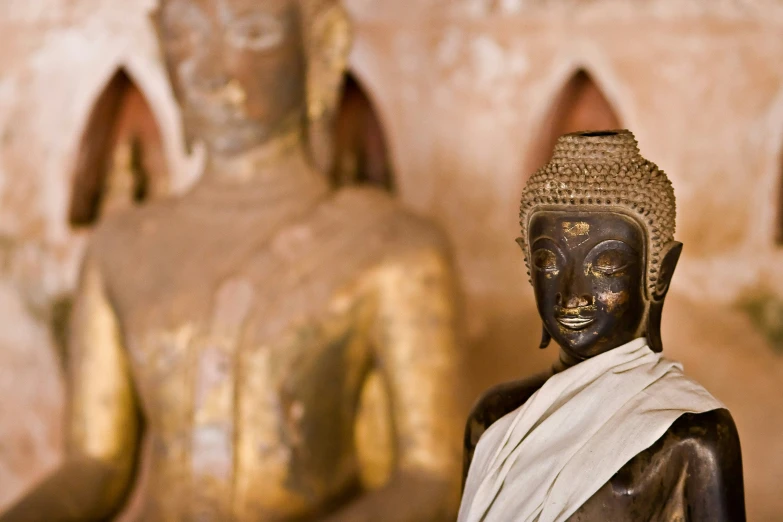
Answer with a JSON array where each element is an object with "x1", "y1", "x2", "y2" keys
[
  {"x1": 556, "y1": 316, "x2": 595, "y2": 330},
  {"x1": 554, "y1": 307, "x2": 596, "y2": 330}
]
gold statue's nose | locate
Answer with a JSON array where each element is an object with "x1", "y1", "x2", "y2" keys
[{"x1": 217, "y1": 79, "x2": 247, "y2": 107}]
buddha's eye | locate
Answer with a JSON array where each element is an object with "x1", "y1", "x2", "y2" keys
[
  {"x1": 533, "y1": 249, "x2": 558, "y2": 273},
  {"x1": 162, "y1": 5, "x2": 210, "y2": 55},
  {"x1": 592, "y1": 249, "x2": 630, "y2": 276},
  {"x1": 226, "y1": 15, "x2": 284, "y2": 51},
  {"x1": 165, "y1": 26, "x2": 204, "y2": 54}
]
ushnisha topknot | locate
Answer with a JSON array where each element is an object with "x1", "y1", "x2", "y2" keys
[{"x1": 519, "y1": 129, "x2": 676, "y2": 298}]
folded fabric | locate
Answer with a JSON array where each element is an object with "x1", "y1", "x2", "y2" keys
[{"x1": 458, "y1": 337, "x2": 723, "y2": 522}]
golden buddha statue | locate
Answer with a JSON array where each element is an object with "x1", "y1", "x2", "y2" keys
[{"x1": 1, "y1": 0, "x2": 463, "y2": 520}]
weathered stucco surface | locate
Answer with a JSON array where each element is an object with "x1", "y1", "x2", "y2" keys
[
  {"x1": 1, "y1": 0, "x2": 783, "y2": 520},
  {"x1": 0, "y1": 0, "x2": 198, "y2": 509},
  {"x1": 347, "y1": 0, "x2": 783, "y2": 303}
]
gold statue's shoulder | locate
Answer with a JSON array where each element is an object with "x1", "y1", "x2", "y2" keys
[
  {"x1": 326, "y1": 186, "x2": 451, "y2": 257},
  {"x1": 90, "y1": 197, "x2": 178, "y2": 249},
  {"x1": 86, "y1": 197, "x2": 183, "y2": 290}
]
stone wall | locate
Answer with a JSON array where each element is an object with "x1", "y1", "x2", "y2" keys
[
  {"x1": 0, "y1": 0, "x2": 197, "y2": 507},
  {"x1": 346, "y1": 0, "x2": 783, "y2": 304}
]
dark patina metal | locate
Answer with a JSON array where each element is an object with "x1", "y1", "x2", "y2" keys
[{"x1": 463, "y1": 130, "x2": 746, "y2": 521}]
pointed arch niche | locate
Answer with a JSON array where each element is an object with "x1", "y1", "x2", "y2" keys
[
  {"x1": 528, "y1": 69, "x2": 622, "y2": 174},
  {"x1": 69, "y1": 68, "x2": 168, "y2": 227},
  {"x1": 331, "y1": 73, "x2": 395, "y2": 193}
]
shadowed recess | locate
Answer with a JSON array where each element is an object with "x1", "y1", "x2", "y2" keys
[
  {"x1": 527, "y1": 69, "x2": 622, "y2": 175},
  {"x1": 69, "y1": 68, "x2": 168, "y2": 227},
  {"x1": 331, "y1": 73, "x2": 395, "y2": 193},
  {"x1": 49, "y1": 295, "x2": 73, "y2": 370}
]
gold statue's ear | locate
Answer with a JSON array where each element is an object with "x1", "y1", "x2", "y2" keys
[
  {"x1": 647, "y1": 241, "x2": 683, "y2": 353},
  {"x1": 305, "y1": 3, "x2": 352, "y2": 173},
  {"x1": 149, "y1": 5, "x2": 195, "y2": 155}
]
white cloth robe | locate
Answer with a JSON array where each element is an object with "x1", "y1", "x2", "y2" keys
[{"x1": 458, "y1": 337, "x2": 723, "y2": 522}]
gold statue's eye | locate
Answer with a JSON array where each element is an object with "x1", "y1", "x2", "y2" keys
[
  {"x1": 593, "y1": 250, "x2": 629, "y2": 275},
  {"x1": 226, "y1": 15, "x2": 284, "y2": 51},
  {"x1": 163, "y1": 5, "x2": 210, "y2": 54},
  {"x1": 166, "y1": 28, "x2": 203, "y2": 54},
  {"x1": 533, "y1": 249, "x2": 558, "y2": 272}
]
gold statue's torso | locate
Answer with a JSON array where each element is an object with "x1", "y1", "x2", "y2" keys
[
  {"x1": 90, "y1": 182, "x2": 453, "y2": 521},
  {"x1": 0, "y1": 2, "x2": 462, "y2": 520}
]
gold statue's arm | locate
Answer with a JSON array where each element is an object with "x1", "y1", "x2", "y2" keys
[
  {"x1": 327, "y1": 246, "x2": 463, "y2": 522},
  {"x1": 1, "y1": 253, "x2": 141, "y2": 522}
]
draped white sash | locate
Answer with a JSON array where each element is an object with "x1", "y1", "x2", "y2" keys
[{"x1": 458, "y1": 338, "x2": 723, "y2": 522}]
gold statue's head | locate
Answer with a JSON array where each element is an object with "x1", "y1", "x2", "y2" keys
[
  {"x1": 517, "y1": 130, "x2": 681, "y2": 356},
  {"x1": 153, "y1": 0, "x2": 351, "y2": 163}
]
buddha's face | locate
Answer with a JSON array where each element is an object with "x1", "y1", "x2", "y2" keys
[
  {"x1": 527, "y1": 210, "x2": 647, "y2": 360},
  {"x1": 157, "y1": 0, "x2": 306, "y2": 155}
]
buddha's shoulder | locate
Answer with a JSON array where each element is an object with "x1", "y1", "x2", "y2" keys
[
  {"x1": 467, "y1": 371, "x2": 552, "y2": 437},
  {"x1": 322, "y1": 186, "x2": 450, "y2": 253},
  {"x1": 87, "y1": 198, "x2": 181, "y2": 261},
  {"x1": 620, "y1": 408, "x2": 740, "y2": 484},
  {"x1": 660, "y1": 408, "x2": 741, "y2": 460},
  {"x1": 613, "y1": 408, "x2": 742, "y2": 499}
]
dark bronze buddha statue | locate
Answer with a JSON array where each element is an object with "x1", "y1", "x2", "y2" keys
[{"x1": 460, "y1": 130, "x2": 745, "y2": 522}]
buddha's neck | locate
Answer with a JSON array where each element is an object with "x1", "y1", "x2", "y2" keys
[
  {"x1": 196, "y1": 128, "x2": 329, "y2": 200},
  {"x1": 552, "y1": 336, "x2": 647, "y2": 374},
  {"x1": 552, "y1": 348, "x2": 584, "y2": 374}
]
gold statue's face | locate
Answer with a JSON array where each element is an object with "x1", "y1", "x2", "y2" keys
[{"x1": 158, "y1": 0, "x2": 306, "y2": 155}]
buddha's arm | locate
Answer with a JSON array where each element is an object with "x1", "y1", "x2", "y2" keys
[
  {"x1": 461, "y1": 374, "x2": 550, "y2": 489},
  {"x1": 684, "y1": 409, "x2": 746, "y2": 522},
  {"x1": 1, "y1": 255, "x2": 141, "y2": 522},
  {"x1": 461, "y1": 394, "x2": 497, "y2": 490},
  {"x1": 325, "y1": 247, "x2": 463, "y2": 522},
  {"x1": 461, "y1": 390, "x2": 499, "y2": 490}
]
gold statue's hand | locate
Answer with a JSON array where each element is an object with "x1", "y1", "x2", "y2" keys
[
  {"x1": 0, "y1": 457, "x2": 136, "y2": 522},
  {"x1": 1, "y1": 253, "x2": 141, "y2": 522},
  {"x1": 332, "y1": 247, "x2": 463, "y2": 522},
  {"x1": 320, "y1": 472, "x2": 458, "y2": 522}
]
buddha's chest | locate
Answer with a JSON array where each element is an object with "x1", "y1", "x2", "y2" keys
[
  {"x1": 111, "y1": 207, "x2": 389, "y2": 388},
  {"x1": 122, "y1": 274, "x2": 375, "y2": 428},
  {"x1": 117, "y1": 271, "x2": 381, "y2": 519},
  {"x1": 568, "y1": 440, "x2": 688, "y2": 522}
]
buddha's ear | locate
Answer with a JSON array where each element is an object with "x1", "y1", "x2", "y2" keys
[
  {"x1": 518, "y1": 236, "x2": 549, "y2": 349},
  {"x1": 305, "y1": 3, "x2": 352, "y2": 173},
  {"x1": 652, "y1": 241, "x2": 683, "y2": 301},
  {"x1": 539, "y1": 324, "x2": 551, "y2": 349},
  {"x1": 647, "y1": 241, "x2": 682, "y2": 353},
  {"x1": 149, "y1": 6, "x2": 195, "y2": 155}
]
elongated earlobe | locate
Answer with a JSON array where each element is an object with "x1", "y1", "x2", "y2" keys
[
  {"x1": 646, "y1": 242, "x2": 682, "y2": 353},
  {"x1": 305, "y1": 3, "x2": 352, "y2": 174},
  {"x1": 646, "y1": 301, "x2": 664, "y2": 353},
  {"x1": 539, "y1": 324, "x2": 551, "y2": 349}
]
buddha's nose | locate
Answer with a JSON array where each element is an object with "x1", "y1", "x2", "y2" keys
[
  {"x1": 557, "y1": 263, "x2": 594, "y2": 309},
  {"x1": 181, "y1": 48, "x2": 230, "y2": 95},
  {"x1": 193, "y1": 65, "x2": 230, "y2": 94},
  {"x1": 555, "y1": 293, "x2": 594, "y2": 309}
]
